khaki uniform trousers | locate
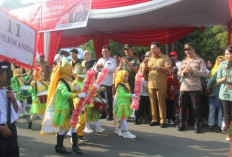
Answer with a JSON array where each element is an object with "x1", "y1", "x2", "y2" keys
[{"x1": 148, "y1": 88, "x2": 167, "y2": 124}]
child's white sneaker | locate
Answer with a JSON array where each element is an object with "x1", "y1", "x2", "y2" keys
[
  {"x1": 84, "y1": 127, "x2": 94, "y2": 133},
  {"x1": 95, "y1": 126, "x2": 105, "y2": 133},
  {"x1": 115, "y1": 127, "x2": 123, "y2": 136},
  {"x1": 123, "y1": 131, "x2": 136, "y2": 139}
]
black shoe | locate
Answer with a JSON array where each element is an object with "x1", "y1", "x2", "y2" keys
[
  {"x1": 149, "y1": 122, "x2": 159, "y2": 126},
  {"x1": 208, "y1": 126, "x2": 214, "y2": 130},
  {"x1": 177, "y1": 122, "x2": 185, "y2": 131},
  {"x1": 106, "y1": 115, "x2": 113, "y2": 121},
  {"x1": 72, "y1": 145, "x2": 82, "y2": 155},
  {"x1": 55, "y1": 135, "x2": 70, "y2": 154},
  {"x1": 160, "y1": 123, "x2": 166, "y2": 128},
  {"x1": 99, "y1": 114, "x2": 106, "y2": 119},
  {"x1": 194, "y1": 122, "x2": 201, "y2": 133},
  {"x1": 72, "y1": 133, "x2": 82, "y2": 155},
  {"x1": 28, "y1": 121, "x2": 32, "y2": 129},
  {"x1": 78, "y1": 136, "x2": 88, "y2": 142},
  {"x1": 134, "y1": 120, "x2": 140, "y2": 125},
  {"x1": 55, "y1": 145, "x2": 70, "y2": 154}
]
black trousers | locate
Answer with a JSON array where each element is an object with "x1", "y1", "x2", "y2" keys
[
  {"x1": 0, "y1": 124, "x2": 19, "y2": 157},
  {"x1": 166, "y1": 99, "x2": 175, "y2": 121},
  {"x1": 128, "y1": 77, "x2": 135, "y2": 94},
  {"x1": 221, "y1": 100, "x2": 232, "y2": 131},
  {"x1": 101, "y1": 85, "x2": 113, "y2": 117},
  {"x1": 135, "y1": 96, "x2": 150, "y2": 120},
  {"x1": 179, "y1": 91, "x2": 202, "y2": 123}
]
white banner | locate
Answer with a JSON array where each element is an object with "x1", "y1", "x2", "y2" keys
[{"x1": 0, "y1": 9, "x2": 36, "y2": 67}]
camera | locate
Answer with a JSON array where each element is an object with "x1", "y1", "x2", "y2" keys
[{"x1": 0, "y1": 60, "x2": 13, "y2": 87}]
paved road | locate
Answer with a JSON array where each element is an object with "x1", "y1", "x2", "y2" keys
[{"x1": 17, "y1": 117, "x2": 229, "y2": 157}]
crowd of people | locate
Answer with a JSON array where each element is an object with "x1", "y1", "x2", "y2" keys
[{"x1": 1, "y1": 41, "x2": 232, "y2": 156}]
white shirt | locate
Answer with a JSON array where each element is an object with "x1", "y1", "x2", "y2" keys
[
  {"x1": 176, "y1": 61, "x2": 181, "y2": 69},
  {"x1": 94, "y1": 57, "x2": 116, "y2": 86},
  {"x1": 0, "y1": 89, "x2": 22, "y2": 124}
]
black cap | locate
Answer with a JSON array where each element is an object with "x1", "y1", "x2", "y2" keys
[{"x1": 124, "y1": 44, "x2": 133, "y2": 49}]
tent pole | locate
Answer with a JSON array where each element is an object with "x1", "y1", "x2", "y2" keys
[
  {"x1": 44, "y1": 32, "x2": 50, "y2": 61},
  {"x1": 228, "y1": 21, "x2": 231, "y2": 45}
]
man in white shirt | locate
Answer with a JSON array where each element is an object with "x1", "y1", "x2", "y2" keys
[
  {"x1": 0, "y1": 61, "x2": 22, "y2": 157},
  {"x1": 94, "y1": 46, "x2": 116, "y2": 120}
]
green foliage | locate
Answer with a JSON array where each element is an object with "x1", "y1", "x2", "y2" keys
[
  {"x1": 109, "y1": 41, "x2": 124, "y2": 57},
  {"x1": 174, "y1": 26, "x2": 228, "y2": 62}
]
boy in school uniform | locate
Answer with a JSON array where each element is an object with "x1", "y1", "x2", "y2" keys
[{"x1": 0, "y1": 61, "x2": 22, "y2": 157}]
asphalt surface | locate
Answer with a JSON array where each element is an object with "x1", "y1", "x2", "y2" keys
[{"x1": 17, "y1": 116, "x2": 230, "y2": 157}]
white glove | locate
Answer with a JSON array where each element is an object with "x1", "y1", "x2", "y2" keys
[
  {"x1": 77, "y1": 92, "x2": 86, "y2": 98},
  {"x1": 132, "y1": 94, "x2": 138, "y2": 98},
  {"x1": 94, "y1": 84, "x2": 100, "y2": 89},
  {"x1": 74, "y1": 84, "x2": 79, "y2": 92}
]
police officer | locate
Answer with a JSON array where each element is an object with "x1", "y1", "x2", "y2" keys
[
  {"x1": 116, "y1": 44, "x2": 140, "y2": 92},
  {"x1": 0, "y1": 61, "x2": 21, "y2": 157},
  {"x1": 177, "y1": 43, "x2": 207, "y2": 133}
]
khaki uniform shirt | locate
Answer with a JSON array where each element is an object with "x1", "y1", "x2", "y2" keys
[
  {"x1": 178, "y1": 57, "x2": 207, "y2": 91},
  {"x1": 147, "y1": 53, "x2": 170, "y2": 89}
]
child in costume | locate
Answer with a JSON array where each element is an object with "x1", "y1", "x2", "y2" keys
[
  {"x1": 45, "y1": 57, "x2": 85, "y2": 154},
  {"x1": 166, "y1": 67, "x2": 180, "y2": 125},
  {"x1": 84, "y1": 81, "x2": 105, "y2": 133},
  {"x1": 27, "y1": 67, "x2": 49, "y2": 129},
  {"x1": 67, "y1": 64, "x2": 89, "y2": 142},
  {"x1": 11, "y1": 67, "x2": 31, "y2": 116},
  {"x1": 114, "y1": 70, "x2": 137, "y2": 139}
]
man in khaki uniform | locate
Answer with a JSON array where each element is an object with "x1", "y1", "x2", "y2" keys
[
  {"x1": 177, "y1": 43, "x2": 207, "y2": 133},
  {"x1": 143, "y1": 42, "x2": 170, "y2": 128},
  {"x1": 37, "y1": 54, "x2": 52, "y2": 81}
]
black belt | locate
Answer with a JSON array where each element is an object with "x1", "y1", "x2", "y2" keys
[{"x1": 0, "y1": 122, "x2": 16, "y2": 126}]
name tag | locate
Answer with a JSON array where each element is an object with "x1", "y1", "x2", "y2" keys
[{"x1": 130, "y1": 60, "x2": 135, "y2": 64}]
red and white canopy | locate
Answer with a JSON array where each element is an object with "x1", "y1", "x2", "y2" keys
[{"x1": 9, "y1": 0, "x2": 232, "y2": 64}]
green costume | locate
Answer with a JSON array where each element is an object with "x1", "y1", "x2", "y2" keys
[
  {"x1": 11, "y1": 75, "x2": 30, "y2": 101},
  {"x1": 114, "y1": 83, "x2": 132, "y2": 119},
  {"x1": 28, "y1": 80, "x2": 48, "y2": 114},
  {"x1": 52, "y1": 80, "x2": 77, "y2": 130},
  {"x1": 85, "y1": 85, "x2": 100, "y2": 122}
]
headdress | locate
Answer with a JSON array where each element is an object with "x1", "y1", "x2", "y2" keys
[
  {"x1": 47, "y1": 57, "x2": 72, "y2": 104},
  {"x1": 72, "y1": 64, "x2": 86, "y2": 78},
  {"x1": 209, "y1": 55, "x2": 225, "y2": 78},
  {"x1": 115, "y1": 70, "x2": 130, "y2": 92}
]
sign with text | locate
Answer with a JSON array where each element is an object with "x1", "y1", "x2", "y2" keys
[
  {"x1": 0, "y1": 9, "x2": 36, "y2": 67},
  {"x1": 10, "y1": 0, "x2": 91, "y2": 32}
]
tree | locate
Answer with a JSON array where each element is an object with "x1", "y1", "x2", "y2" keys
[{"x1": 174, "y1": 26, "x2": 228, "y2": 62}]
